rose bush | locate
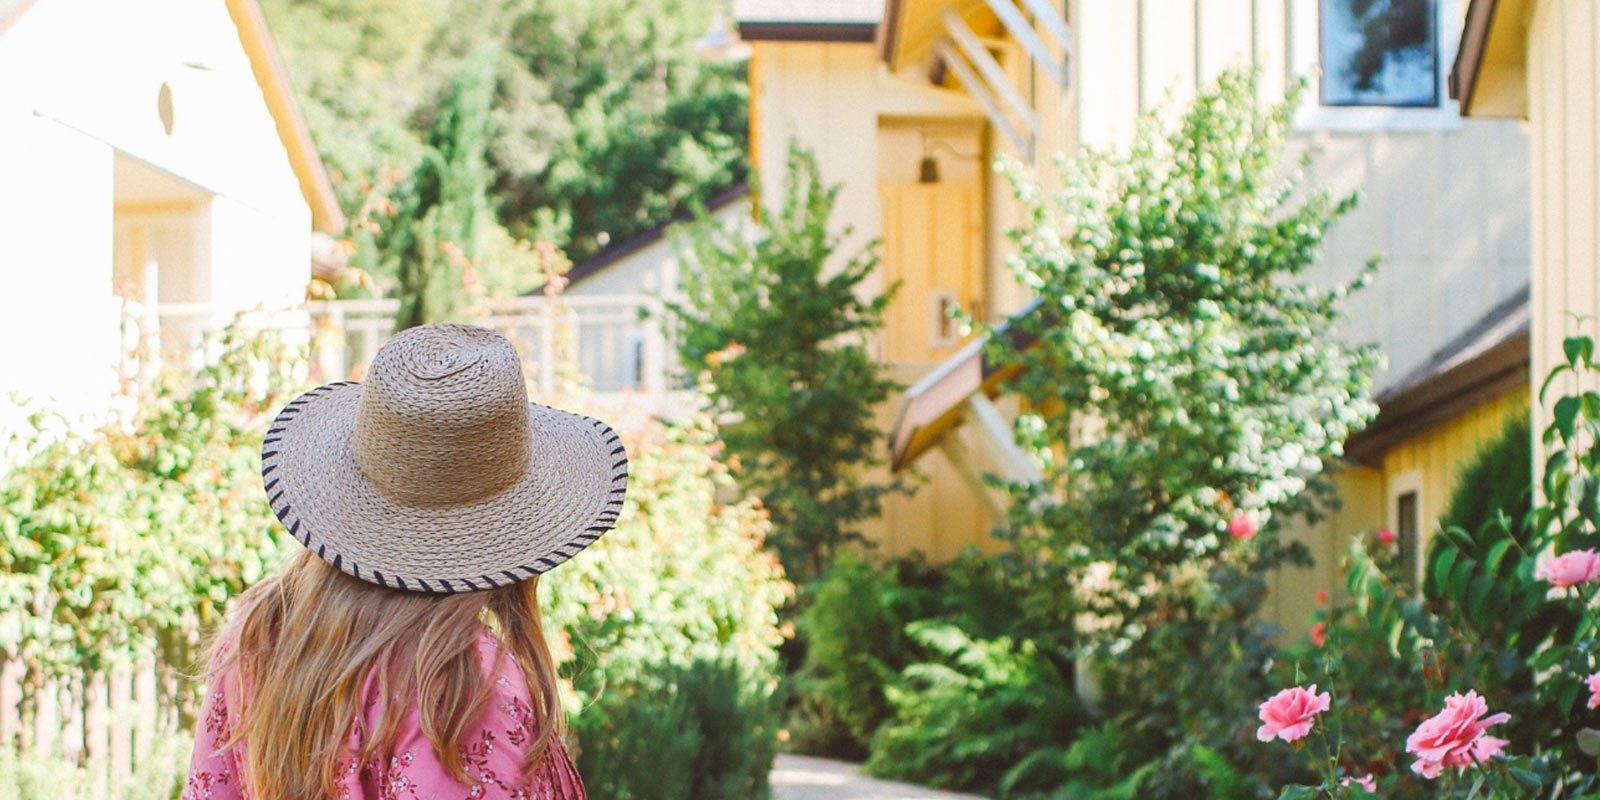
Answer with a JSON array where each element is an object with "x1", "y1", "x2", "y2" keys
[{"x1": 1264, "y1": 336, "x2": 1600, "y2": 798}]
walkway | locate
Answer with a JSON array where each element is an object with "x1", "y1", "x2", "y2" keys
[{"x1": 771, "y1": 754, "x2": 988, "y2": 800}]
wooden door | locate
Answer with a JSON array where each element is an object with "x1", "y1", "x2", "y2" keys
[{"x1": 880, "y1": 182, "x2": 985, "y2": 363}]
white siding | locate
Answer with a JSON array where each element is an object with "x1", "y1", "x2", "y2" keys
[
  {"x1": 1067, "y1": 0, "x2": 1531, "y2": 392},
  {"x1": 1526, "y1": 0, "x2": 1599, "y2": 449}
]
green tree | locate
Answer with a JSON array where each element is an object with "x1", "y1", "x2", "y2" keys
[
  {"x1": 985, "y1": 70, "x2": 1380, "y2": 796},
  {"x1": 388, "y1": 46, "x2": 497, "y2": 330},
  {"x1": 495, "y1": 0, "x2": 748, "y2": 260},
  {"x1": 260, "y1": 0, "x2": 748, "y2": 274},
  {"x1": 665, "y1": 144, "x2": 899, "y2": 584}
]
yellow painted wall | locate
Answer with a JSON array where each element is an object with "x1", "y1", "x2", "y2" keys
[
  {"x1": 750, "y1": 40, "x2": 986, "y2": 315},
  {"x1": 1268, "y1": 386, "x2": 1528, "y2": 638},
  {"x1": 1525, "y1": 0, "x2": 1598, "y2": 464},
  {"x1": 1377, "y1": 388, "x2": 1529, "y2": 550}
]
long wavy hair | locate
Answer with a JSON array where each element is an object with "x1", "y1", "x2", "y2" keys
[{"x1": 206, "y1": 549, "x2": 566, "y2": 800}]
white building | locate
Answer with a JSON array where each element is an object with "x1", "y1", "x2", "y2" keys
[{"x1": 0, "y1": 0, "x2": 342, "y2": 427}]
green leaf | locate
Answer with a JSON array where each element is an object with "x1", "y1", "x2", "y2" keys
[
  {"x1": 1555, "y1": 395, "x2": 1581, "y2": 441},
  {"x1": 1483, "y1": 538, "x2": 1515, "y2": 576},
  {"x1": 1441, "y1": 525, "x2": 1478, "y2": 557},
  {"x1": 1431, "y1": 546, "x2": 1459, "y2": 594},
  {"x1": 1565, "y1": 335, "x2": 1594, "y2": 369},
  {"x1": 1276, "y1": 786, "x2": 1318, "y2": 800},
  {"x1": 1540, "y1": 362, "x2": 1573, "y2": 402},
  {"x1": 1509, "y1": 766, "x2": 1543, "y2": 791}
]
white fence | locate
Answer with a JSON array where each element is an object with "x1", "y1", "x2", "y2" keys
[{"x1": 119, "y1": 294, "x2": 680, "y2": 403}]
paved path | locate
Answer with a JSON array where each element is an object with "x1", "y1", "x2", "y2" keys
[{"x1": 771, "y1": 754, "x2": 988, "y2": 800}]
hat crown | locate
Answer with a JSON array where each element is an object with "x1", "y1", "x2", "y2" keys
[{"x1": 354, "y1": 324, "x2": 532, "y2": 507}]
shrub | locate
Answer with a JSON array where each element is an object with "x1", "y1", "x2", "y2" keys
[
  {"x1": 1265, "y1": 352, "x2": 1592, "y2": 797},
  {"x1": 865, "y1": 622, "x2": 1088, "y2": 797},
  {"x1": 544, "y1": 412, "x2": 791, "y2": 799},
  {"x1": 542, "y1": 413, "x2": 791, "y2": 695},
  {"x1": 571, "y1": 658, "x2": 779, "y2": 800},
  {"x1": 665, "y1": 143, "x2": 902, "y2": 583},
  {"x1": 979, "y1": 68, "x2": 1377, "y2": 794},
  {"x1": 0, "y1": 327, "x2": 303, "y2": 696},
  {"x1": 988, "y1": 65, "x2": 1377, "y2": 649},
  {"x1": 788, "y1": 553, "x2": 945, "y2": 757},
  {"x1": 0, "y1": 729, "x2": 190, "y2": 800},
  {"x1": 1437, "y1": 413, "x2": 1532, "y2": 536},
  {"x1": 788, "y1": 551, "x2": 1026, "y2": 760}
]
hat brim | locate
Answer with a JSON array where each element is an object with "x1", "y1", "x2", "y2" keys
[{"x1": 259, "y1": 381, "x2": 628, "y2": 593}]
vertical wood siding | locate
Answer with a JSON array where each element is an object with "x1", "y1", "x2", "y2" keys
[{"x1": 1527, "y1": 0, "x2": 1599, "y2": 455}]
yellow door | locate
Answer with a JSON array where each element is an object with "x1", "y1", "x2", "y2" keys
[{"x1": 880, "y1": 182, "x2": 986, "y2": 363}]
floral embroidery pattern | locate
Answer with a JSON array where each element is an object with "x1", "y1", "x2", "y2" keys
[
  {"x1": 203, "y1": 689, "x2": 230, "y2": 738},
  {"x1": 183, "y1": 770, "x2": 233, "y2": 800}
]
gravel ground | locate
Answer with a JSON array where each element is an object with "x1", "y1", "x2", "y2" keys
[{"x1": 770, "y1": 754, "x2": 988, "y2": 800}]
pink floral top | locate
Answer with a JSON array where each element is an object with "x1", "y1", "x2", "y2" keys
[{"x1": 184, "y1": 632, "x2": 586, "y2": 800}]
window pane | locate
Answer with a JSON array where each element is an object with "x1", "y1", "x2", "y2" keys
[{"x1": 1320, "y1": 0, "x2": 1439, "y2": 107}]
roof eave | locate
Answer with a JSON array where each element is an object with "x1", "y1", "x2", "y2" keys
[
  {"x1": 226, "y1": 0, "x2": 346, "y2": 233},
  {"x1": 1450, "y1": 0, "x2": 1531, "y2": 118},
  {"x1": 888, "y1": 298, "x2": 1043, "y2": 471},
  {"x1": 1344, "y1": 333, "x2": 1528, "y2": 465},
  {"x1": 736, "y1": 20, "x2": 877, "y2": 42}
]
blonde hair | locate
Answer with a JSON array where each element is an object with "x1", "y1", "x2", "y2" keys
[{"x1": 206, "y1": 550, "x2": 566, "y2": 800}]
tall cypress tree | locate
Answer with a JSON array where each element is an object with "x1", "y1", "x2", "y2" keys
[{"x1": 391, "y1": 46, "x2": 496, "y2": 330}]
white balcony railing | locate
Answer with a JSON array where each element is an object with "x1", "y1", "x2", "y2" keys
[{"x1": 118, "y1": 294, "x2": 681, "y2": 408}]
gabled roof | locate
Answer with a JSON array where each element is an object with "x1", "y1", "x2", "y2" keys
[
  {"x1": 734, "y1": 0, "x2": 881, "y2": 41},
  {"x1": 0, "y1": 0, "x2": 345, "y2": 233},
  {"x1": 564, "y1": 181, "x2": 750, "y2": 288},
  {"x1": 1345, "y1": 289, "x2": 1530, "y2": 463}
]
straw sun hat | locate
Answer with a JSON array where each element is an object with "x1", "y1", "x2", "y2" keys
[{"x1": 258, "y1": 323, "x2": 628, "y2": 593}]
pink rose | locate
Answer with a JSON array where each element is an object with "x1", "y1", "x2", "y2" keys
[
  {"x1": 1405, "y1": 691, "x2": 1511, "y2": 779},
  {"x1": 1375, "y1": 528, "x2": 1396, "y2": 545},
  {"x1": 1536, "y1": 549, "x2": 1600, "y2": 588},
  {"x1": 1229, "y1": 512, "x2": 1258, "y2": 541},
  {"x1": 1341, "y1": 774, "x2": 1376, "y2": 793},
  {"x1": 1310, "y1": 622, "x2": 1326, "y2": 647},
  {"x1": 1587, "y1": 672, "x2": 1600, "y2": 710},
  {"x1": 1256, "y1": 684, "x2": 1330, "y2": 743}
]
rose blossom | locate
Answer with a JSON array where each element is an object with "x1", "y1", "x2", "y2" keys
[
  {"x1": 1256, "y1": 684, "x2": 1330, "y2": 743},
  {"x1": 1341, "y1": 774, "x2": 1376, "y2": 793},
  {"x1": 1405, "y1": 691, "x2": 1511, "y2": 779},
  {"x1": 1588, "y1": 672, "x2": 1600, "y2": 710},
  {"x1": 1310, "y1": 622, "x2": 1326, "y2": 647},
  {"x1": 1375, "y1": 528, "x2": 1396, "y2": 545},
  {"x1": 1536, "y1": 549, "x2": 1600, "y2": 588},
  {"x1": 1229, "y1": 512, "x2": 1258, "y2": 541},
  {"x1": 1315, "y1": 589, "x2": 1329, "y2": 605}
]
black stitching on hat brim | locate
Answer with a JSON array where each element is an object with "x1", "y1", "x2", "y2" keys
[{"x1": 260, "y1": 382, "x2": 629, "y2": 595}]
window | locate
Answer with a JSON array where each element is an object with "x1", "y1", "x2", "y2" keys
[
  {"x1": 1320, "y1": 0, "x2": 1439, "y2": 107},
  {"x1": 1290, "y1": 0, "x2": 1461, "y2": 131},
  {"x1": 1396, "y1": 489, "x2": 1419, "y2": 587},
  {"x1": 1387, "y1": 468, "x2": 1424, "y2": 588}
]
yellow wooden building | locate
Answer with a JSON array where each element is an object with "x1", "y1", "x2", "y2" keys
[
  {"x1": 1453, "y1": 0, "x2": 1598, "y2": 465},
  {"x1": 734, "y1": 0, "x2": 1532, "y2": 634}
]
